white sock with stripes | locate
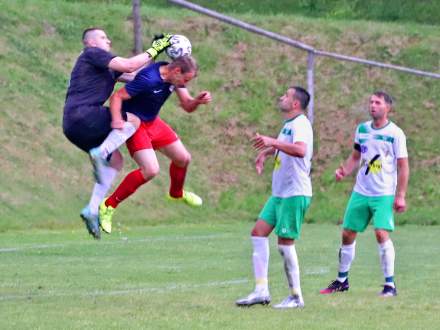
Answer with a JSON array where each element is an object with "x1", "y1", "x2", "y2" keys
[
  {"x1": 337, "y1": 241, "x2": 356, "y2": 282},
  {"x1": 378, "y1": 239, "x2": 395, "y2": 287},
  {"x1": 278, "y1": 244, "x2": 302, "y2": 299}
]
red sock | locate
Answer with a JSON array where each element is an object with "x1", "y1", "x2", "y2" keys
[
  {"x1": 169, "y1": 162, "x2": 187, "y2": 198},
  {"x1": 106, "y1": 169, "x2": 147, "y2": 208}
]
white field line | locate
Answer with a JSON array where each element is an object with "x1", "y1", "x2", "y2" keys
[
  {"x1": 304, "y1": 267, "x2": 330, "y2": 275},
  {"x1": 0, "y1": 278, "x2": 249, "y2": 302},
  {"x1": 0, "y1": 233, "x2": 232, "y2": 253}
]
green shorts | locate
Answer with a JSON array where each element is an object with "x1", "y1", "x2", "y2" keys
[
  {"x1": 343, "y1": 191, "x2": 395, "y2": 232},
  {"x1": 259, "y1": 195, "x2": 311, "y2": 239}
]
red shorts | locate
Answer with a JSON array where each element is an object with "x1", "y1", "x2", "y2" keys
[{"x1": 126, "y1": 117, "x2": 179, "y2": 156}]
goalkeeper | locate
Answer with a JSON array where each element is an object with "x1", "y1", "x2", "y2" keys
[{"x1": 63, "y1": 28, "x2": 171, "y2": 239}]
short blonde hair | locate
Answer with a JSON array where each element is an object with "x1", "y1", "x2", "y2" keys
[{"x1": 168, "y1": 55, "x2": 198, "y2": 74}]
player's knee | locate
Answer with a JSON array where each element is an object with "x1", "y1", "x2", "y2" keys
[
  {"x1": 140, "y1": 166, "x2": 160, "y2": 180},
  {"x1": 186, "y1": 152, "x2": 192, "y2": 165},
  {"x1": 251, "y1": 227, "x2": 266, "y2": 237},
  {"x1": 278, "y1": 237, "x2": 294, "y2": 245},
  {"x1": 251, "y1": 220, "x2": 272, "y2": 237},
  {"x1": 109, "y1": 151, "x2": 124, "y2": 171},
  {"x1": 342, "y1": 229, "x2": 357, "y2": 244},
  {"x1": 375, "y1": 229, "x2": 389, "y2": 243},
  {"x1": 112, "y1": 160, "x2": 123, "y2": 172},
  {"x1": 173, "y1": 152, "x2": 191, "y2": 168},
  {"x1": 127, "y1": 114, "x2": 141, "y2": 129}
]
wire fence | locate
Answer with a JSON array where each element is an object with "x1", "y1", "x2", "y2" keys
[{"x1": 168, "y1": 0, "x2": 440, "y2": 124}]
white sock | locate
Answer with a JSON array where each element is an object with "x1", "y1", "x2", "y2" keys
[
  {"x1": 278, "y1": 244, "x2": 302, "y2": 299},
  {"x1": 378, "y1": 239, "x2": 395, "y2": 287},
  {"x1": 251, "y1": 236, "x2": 269, "y2": 293},
  {"x1": 337, "y1": 242, "x2": 356, "y2": 282},
  {"x1": 88, "y1": 165, "x2": 119, "y2": 215},
  {"x1": 98, "y1": 122, "x2": 136, "y2": 159}
]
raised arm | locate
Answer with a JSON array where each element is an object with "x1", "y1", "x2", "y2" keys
[
  {"x1": 251, "y1": 134, "x2": 306, "y2": 157},
  {"x1": 108, "y1": 34, "x2": 172, "y2": 73},
  {"x1": 174, "y1": 87, "x2": 212, "y2": 113},
  {"x1": 109, "y1": 53, "x2": 152, "y2": 73},
  {"x1": 117, "y1": 66, "x2": 145, "y2": 83}
]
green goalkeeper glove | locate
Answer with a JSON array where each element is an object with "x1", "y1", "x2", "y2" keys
[{"x1": 146, "y1": 33, "x2": 172, "y2": 59}]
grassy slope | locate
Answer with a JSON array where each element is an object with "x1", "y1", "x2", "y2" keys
[
  {"x1": 72, "y1": 0, "x2": 440, "y2": 25},
  {"x1": 0, "y1": 0, "x2": 439, "y2": 231}
]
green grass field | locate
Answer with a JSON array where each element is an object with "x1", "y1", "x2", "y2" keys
[
  {"x1": 1, "y1": 2, "x2": 439, "y2": 327},
  {"x1": 1, "y1": 223, "x2": 439, "y2": 329}
]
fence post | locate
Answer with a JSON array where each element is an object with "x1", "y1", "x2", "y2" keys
[
  {"x1": 133, "y1": 0, "x2": 142, "y2": 54},
  {"x1": 307, "y1": 51, "x2": 315, "y2": 125}
]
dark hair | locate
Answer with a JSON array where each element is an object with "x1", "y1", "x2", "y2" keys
[
  {"x1": 373, "y1": 90, "x2": 393, "y2": 106},
  {"x1": 82, "y1": 27, "x2": 103, "y2": 42},
  {"x1": 168, "y1": 55, "x2": 198, "y2": 74},
  {"x1": 290, "y1": 86, "x2": 310, "y2": 110}
]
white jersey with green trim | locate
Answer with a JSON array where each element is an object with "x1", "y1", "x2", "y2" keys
[
  {"x1": 272, "y1": 114, "x2": 313, "y2": 197},
  {"x1": 353, "y1": 120, "x2": 407, "y2": 196}
]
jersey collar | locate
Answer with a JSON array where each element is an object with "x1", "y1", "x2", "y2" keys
[
  {"x1": 370, "y1": 120, "x2": 391, "y2": 130},
  {"x1": 283, "y1": 113, "x2": 304, "y2": 124}
]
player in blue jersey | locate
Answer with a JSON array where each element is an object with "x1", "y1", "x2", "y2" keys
[
  {"x1": 98, "y1": 56, "x2": 212, "y2": 234},
  {"x1": 320, "y1": 91, "x2": 409, "y2": 297},
  {"x1": 63, "y1": 28, "x2": 171, "y2": 239}
]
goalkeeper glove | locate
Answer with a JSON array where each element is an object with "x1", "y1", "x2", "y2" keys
[{"x1": 146, "y1": 33, "x2": 172, "y2": 59}]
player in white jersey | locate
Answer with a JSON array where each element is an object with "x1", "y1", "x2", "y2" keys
[
  {"x1": 236, "y1": 86, "x2": 313, "y2": 309},
  {"x1": 320, "y1": 91, "x2": 409, "y2": 297}
]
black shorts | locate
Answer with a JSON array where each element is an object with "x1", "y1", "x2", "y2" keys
[{"x1": 63, "y1": 105, "x2": 126, "y2": 153}]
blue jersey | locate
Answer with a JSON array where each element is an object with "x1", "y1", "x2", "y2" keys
[
  {"x1": 64, "y1": 47, "x2": 122, "y2": 111},
  {"x1": 123, "y1": 62, "x2": 173, "y2": 122}
]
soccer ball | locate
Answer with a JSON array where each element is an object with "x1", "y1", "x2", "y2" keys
[{"x1": 166, "y1": 35, "x2": 192, "y2": 59}]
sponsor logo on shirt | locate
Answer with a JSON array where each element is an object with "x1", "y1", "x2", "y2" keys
[
  {"x1": 274, "y1": 152, "x2": 281, "y2": 170},
  {"x1": 282, "y1": 128, "x2": 292, "y2": 136},
  {"x1": 365, "y1": 154, "x2": 381, "y2": 175}
]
